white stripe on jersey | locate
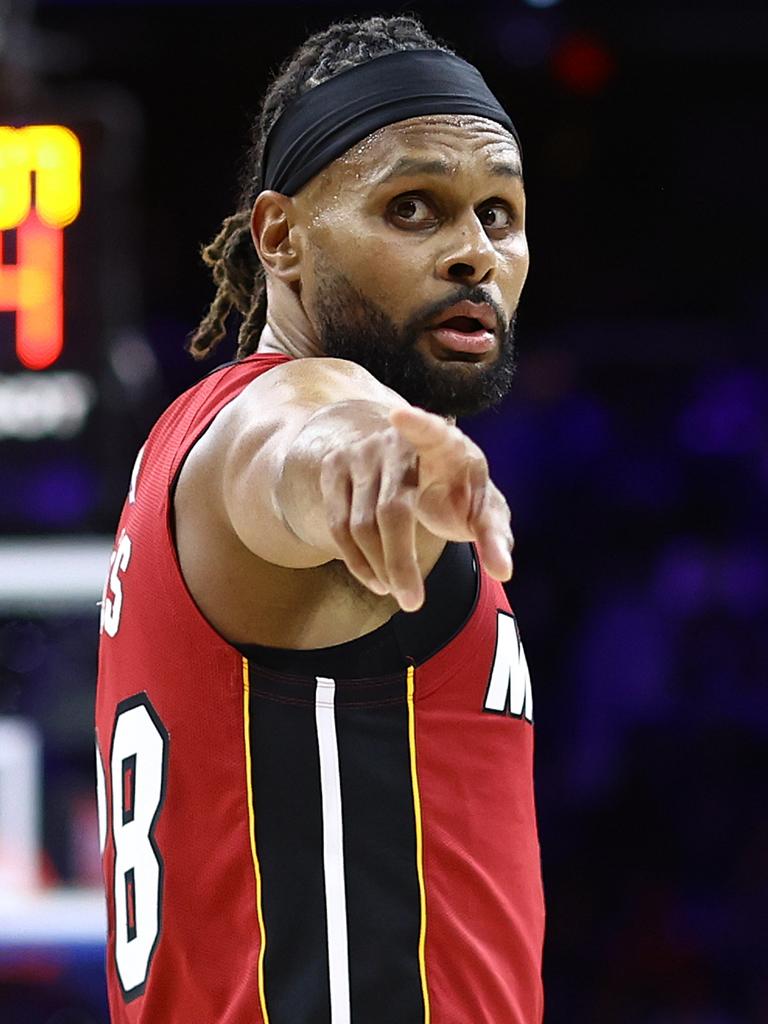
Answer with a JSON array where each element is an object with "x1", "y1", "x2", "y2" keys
[{"x1": 315, "y1": 676, "x2": 351, "y2": 1024}]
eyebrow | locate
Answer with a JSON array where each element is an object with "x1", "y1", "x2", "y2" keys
[{"x1": 374, "y1": 156, "x2": 523, "y2": 185}]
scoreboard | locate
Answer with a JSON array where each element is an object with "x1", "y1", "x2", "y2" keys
[
  {"x1": 0, "y1": 125, "x2": 80, "y2": 371},
  {"x1": 0, "y1": 94, "x2": 151, "y2": 533}
]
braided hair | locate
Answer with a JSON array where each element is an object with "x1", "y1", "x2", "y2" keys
[{"x1": 186, "y1": 15, "x2": 453, "y2": 361}]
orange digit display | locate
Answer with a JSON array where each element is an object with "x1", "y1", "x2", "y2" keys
[{"x1": 0, "y1": 125, "x2": 81, "y2": 371}]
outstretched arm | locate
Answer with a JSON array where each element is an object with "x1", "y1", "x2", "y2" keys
[{"x1": 188, "y1": 357, "x2": 514, "y2": 611}]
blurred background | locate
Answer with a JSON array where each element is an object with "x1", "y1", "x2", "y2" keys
[{"x1": 0, "y1": 0, "x2": 766, "y2": 1021}]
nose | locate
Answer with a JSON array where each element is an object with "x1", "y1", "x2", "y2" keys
[{"x1": 435, "y1": 213, "x2": 497, "y2": 286}]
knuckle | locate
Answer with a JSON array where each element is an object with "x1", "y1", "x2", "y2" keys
[
  {"x1": 487, "y1": 481, "x2": 508, "y2": 509},
  {"x1": 349, "y1": 510, "x2": 377, "y2": 537},
  {"x1": 384, "y1": 429, "x2": 415, "y2": 463},
  {"x1": 378, "y1": 494, "x2": 411, "y2": 520},
  {"x1": 320, "y1": 450, "x2": 346, "y2": 487},
  {"x1": 469, "y1": 452, "x2": 488, "y2": 477},
  {"x1": 348, "y1": 450, "x2": 370, "y2": 475},
  {"x1": 326, "y1": 515, "x2": 349, "y2": 542},
  {"x1": 354, "y1": 436, "x2": 376, "y2": 458},
  {"x1": 322, "y1": 448, "x2": 345, "y2": 471},
  {"x1": 493, "y1": 499, "x2": 512, "y2": 524}
]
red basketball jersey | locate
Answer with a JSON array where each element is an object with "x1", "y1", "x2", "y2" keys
[{"x1": 95, "y1": 353, "x2": 545, "y2": 1024}]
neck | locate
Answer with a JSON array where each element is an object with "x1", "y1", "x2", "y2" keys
[
  {"x1": 256, "y1": 322, "x2": 317, "y2": 359},
  {"x1": 256, "y1": 282, "x2": 323, "y2": 359}
]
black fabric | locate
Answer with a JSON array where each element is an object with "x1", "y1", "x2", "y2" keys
[
  {"x1": 248, "y1": 696, "x2": 331, "y2": 1022},
  {"x1": 262, "y1": 49, "x2": 520, "y2": 196},
  {"x1": 246, "y1": 669, "x2": 425, "y2": 1021},
  {"x1": 239, "y1": 540, "x2": 478, "y2": 680},
  {"x1": 335, "y1": 700, "x2": 424, "y2": 1020}
]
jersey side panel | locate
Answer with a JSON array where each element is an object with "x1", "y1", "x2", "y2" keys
[
  {"x1": 95, "y1": 355, "x2": 291, "y2": 1024},
  {"x1": 414, "y1": 572, "x2": 545, "y2": 1024}
]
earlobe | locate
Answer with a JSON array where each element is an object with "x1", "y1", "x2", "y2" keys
[{"x1": 251, "y1": 191, "x2": 302, "y2": 282}]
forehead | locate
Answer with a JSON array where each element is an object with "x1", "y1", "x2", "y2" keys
[{"x1": 309, "y1": 114, "x2": 522, "y2": 196}]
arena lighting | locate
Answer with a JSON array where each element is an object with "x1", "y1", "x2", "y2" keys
[
  {"x1": 0, "y1": 712, "x2": 105, "y2": 943},
  {"x1": 0, "y1": 887, "x2": 106, "y2": 943},
  {"x1": 0, "y1": 535, "x2": 112, "y2": 610},
  {"x1": 0, "y1": 371, "x2": 95, "y2": 440},
  {"x1": 551, "y1": 32, "x2": 617, "y2": 95},
  {"x1": 0, "y1": 125, "x2": 81, "y2": 371},
  {"x1": 0, "y1": 718, "x2": 41, "y2": 892}
]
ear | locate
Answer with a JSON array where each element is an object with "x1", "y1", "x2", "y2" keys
[{"x1": 251, "y1": 191, "x2": 301, "y2": 282}]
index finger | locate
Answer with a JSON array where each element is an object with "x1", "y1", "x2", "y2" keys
[
  {"x1": 388, "y1": 406, "x2": 454, "y2": 451},
  {"x1": 470, "y1": 484, "x2": 514, "y2": 582}
]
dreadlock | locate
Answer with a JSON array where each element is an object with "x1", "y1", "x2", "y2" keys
[{"x1": 186, "y1": 14, "x2": 453, "y2": 361}]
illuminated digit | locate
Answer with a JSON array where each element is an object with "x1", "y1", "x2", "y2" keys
[
  {"x1": 0, "y1": 125, "x2": 81, "y2": 230},
  {"x1": 0, "y1": 127, "x2": 33, "y2": 229},
  {"x1": 110, "y1": 696, "x2": 168, "y2": 999},
  {"x1": 0, "y1": 125, "x2": 81, "y2": 370},
  {"x1": 0, "y1": 210, "x2": 64, "y2": 369}
]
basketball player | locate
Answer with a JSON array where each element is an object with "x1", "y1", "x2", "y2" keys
[{"x1": 95, "y1": 15, "x2": 544, "y2": 1024}]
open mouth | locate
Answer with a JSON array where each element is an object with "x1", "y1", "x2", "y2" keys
[
  {"x1": 440, "y1": 315, "x2": 487, "y2": 332},
  {"x1": 428, "y1": 315, "x2": 496, "y2": 355}
]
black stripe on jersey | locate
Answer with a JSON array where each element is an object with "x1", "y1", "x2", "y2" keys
[
  {"x1": 336, "y1": 698, "x2": 424, "y2": 1022},
  {"x1": 246, "y1": 667, "x2": 424, "y2": 1024},
  {"x1": 249, "y1": 689, "x2": 332, "y2": 1023}
]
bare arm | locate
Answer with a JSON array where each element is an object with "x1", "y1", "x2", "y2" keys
[{"x1": 189, "y1": 356, "x2": 514, "y2": 611}]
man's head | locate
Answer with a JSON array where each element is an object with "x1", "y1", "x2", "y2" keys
[{"x1": 188, "y1": 16, "x2": 528, "y2": 417}]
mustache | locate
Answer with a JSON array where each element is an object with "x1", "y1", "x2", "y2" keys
[{"x1": 405, "y1": 285, "x2": 510, "y2": 339}]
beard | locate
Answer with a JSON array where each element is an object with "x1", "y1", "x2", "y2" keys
[{"x1": 314, "y1": 269, "x2": 519, "y2": 418}]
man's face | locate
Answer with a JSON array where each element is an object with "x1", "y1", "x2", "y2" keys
[{"x1": 293, "y1": 114, "x2": 529, "y2": 417}]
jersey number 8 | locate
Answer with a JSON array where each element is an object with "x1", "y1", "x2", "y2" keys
[{"x1": 96, "y1": 694, "x2": 169, "y2": 1001}]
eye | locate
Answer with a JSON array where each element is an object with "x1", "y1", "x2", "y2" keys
[
  {"x1": 389, "y1": 194, "x2": 436, "y2": 227},
  {"x1": 478, "y1": 203, "x2": 514, "y2": 230}
]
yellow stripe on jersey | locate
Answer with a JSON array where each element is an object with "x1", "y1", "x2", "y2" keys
[
  {"x1": 243, "y1": 658, "x2": 270, "y2": 1024},
  {"x1": 407, "y1": 664, "x2": 431, "y2": 1023}
]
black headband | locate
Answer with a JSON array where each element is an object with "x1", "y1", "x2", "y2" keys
[{"x1": 261, "y1": 49, "x2": 520, "y2": 196}]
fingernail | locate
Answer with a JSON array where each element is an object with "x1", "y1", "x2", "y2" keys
[{"x1": 400, "y1": 589, "x2": 423, "y2": 611}]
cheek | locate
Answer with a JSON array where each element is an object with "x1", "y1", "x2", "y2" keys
[
  {"x1": 357, "y1": 243, "x2": 423, "y2": 307},
  {"x1": 311, "y1": 216, "x2": 424, "y2": 307},
  {"x1": 499, "y1": 236, "x2": 530, "y2": 291}
]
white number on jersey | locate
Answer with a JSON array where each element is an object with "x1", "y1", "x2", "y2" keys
[
  {"x1": 106, "y1": 695, "x2": 169, "y2": 1000},
  {"x1": 483, "y1": 611, "x2": 533, "y2": 723},
  {"x1": 95, "y1": 738, "x2": 107, "y2": 855},
  {"x1": 128, "y1": 444, "x2": 145, "y2": 505},
  {"x1": 100, "y1": 530, "x2": 132, "y2": 638}
]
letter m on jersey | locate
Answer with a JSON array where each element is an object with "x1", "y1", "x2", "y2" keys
[{"x1": 483, "y1": 611, "x2": 533, "y2": 724}]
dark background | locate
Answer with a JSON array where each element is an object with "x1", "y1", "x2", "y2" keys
[{"x1": 1, "y1": 0, "x2": 767, "y2": 1021}]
